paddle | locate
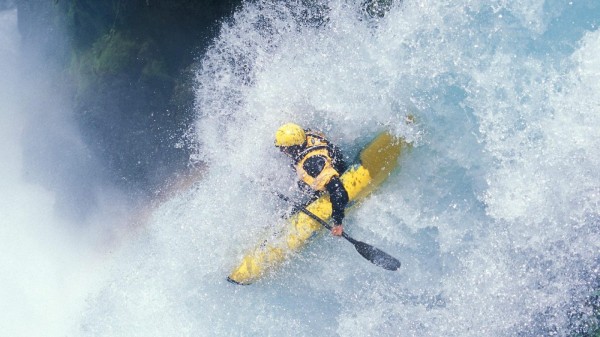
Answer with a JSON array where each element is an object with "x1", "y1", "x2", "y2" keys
[{"x1": 277, "y1": 193, "x2": 401, "y2": 271}]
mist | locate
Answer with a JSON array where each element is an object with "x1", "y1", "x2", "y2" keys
[{"x1": 0, "y1": 7, "x2": 130, "y2": 336}]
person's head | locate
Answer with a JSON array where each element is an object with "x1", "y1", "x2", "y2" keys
[{"x1": 275, "y1": 123, "x2": 306, "y2": 158}]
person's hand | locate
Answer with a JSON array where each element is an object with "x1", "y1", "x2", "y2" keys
[{"x1": 331, "y1": 224, "x2": 343, "y2": 236}]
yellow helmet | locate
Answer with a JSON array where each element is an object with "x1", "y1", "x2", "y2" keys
[{"x1": 274, "y1": 123, "x2": 305, "y2": 147}]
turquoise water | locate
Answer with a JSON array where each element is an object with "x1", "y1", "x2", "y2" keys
[{"x1": 2, "y1": 1, "x2": 599, "y2": 336}]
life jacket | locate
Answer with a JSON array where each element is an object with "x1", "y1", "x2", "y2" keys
[{"x1": 294, "y1": 130, "x2": 339, "y2": 191}]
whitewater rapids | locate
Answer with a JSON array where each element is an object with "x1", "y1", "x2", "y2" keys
[{"x1": 2, "y1": 1, "x2": 599, "y2": 336}]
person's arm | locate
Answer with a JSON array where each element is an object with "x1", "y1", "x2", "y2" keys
[{"x1": 325, "y1": 176, "x2": 349, "y2": 236}]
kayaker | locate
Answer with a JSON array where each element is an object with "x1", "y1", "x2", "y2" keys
[{"x1": 274, "y1": 123, "x2": 349, "y2": 236}]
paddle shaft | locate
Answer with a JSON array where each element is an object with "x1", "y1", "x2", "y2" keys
[
  {"x1": 301, "y1": 208, "x2": 360, "y2": 245},
  {"x1": 276, "y1": 193, "x2": 401, "y2": 271},
  {"x1": 279, "y1": 194, "x2": 344, "y2": 235}
]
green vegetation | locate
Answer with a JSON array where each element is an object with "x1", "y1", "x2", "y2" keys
[
  {"x1": 19, "y1": 0, "x2": 241, "y2": 192},
  {"x1": 17, "y1": 0, "x2": 394, "y2": 193}
]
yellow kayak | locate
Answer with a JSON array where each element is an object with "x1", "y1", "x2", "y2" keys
[{"x1": 227, "y1": 131, "x2": 409, "y2": 285}]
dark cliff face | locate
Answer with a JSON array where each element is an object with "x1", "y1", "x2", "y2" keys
[{"x1": 15, "y1": 0, "x2": 241, "y2": 208}]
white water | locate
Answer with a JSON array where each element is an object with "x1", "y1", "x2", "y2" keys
[
  {"x1": 2, "y1": 1, "x2": 599, "y2": 336},
  {"x1": 83, "y1": 1, "x2": 599, "y2": 336},
  {"x1": 0, "y1": 8, "x2": 126, "y2": 337}
]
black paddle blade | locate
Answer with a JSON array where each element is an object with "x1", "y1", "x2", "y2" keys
[{"x1": 353, "y1": 240, "x2": 401, "y2": 271}]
